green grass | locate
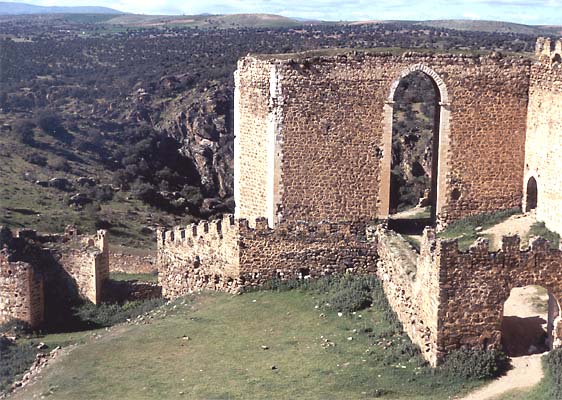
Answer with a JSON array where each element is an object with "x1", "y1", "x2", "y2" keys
[
  {"x1": 438, "y1": 208, "x2": 519, "y2": 251},
  {"x1": 10, "y1": 290, "x2": 486, "y2": 400},
  {"x1": 109, "y1": 272, "x2": 158, "y2": 283}
]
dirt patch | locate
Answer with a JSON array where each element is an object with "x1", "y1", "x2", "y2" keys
[
  {"x1": 459, "y1": 354, "x2": 544, "y2": 400},
  {"x1": 482, "y1": 212, "x2": 536, "y2": 250}
]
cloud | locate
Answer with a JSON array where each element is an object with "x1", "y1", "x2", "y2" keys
[{"x1": 3, "y1": 0, "x2": 562, "y2": 24}]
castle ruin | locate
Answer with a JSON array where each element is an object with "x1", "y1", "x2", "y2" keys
[
  {"x1": 0, "y1": 227, "x2": 110, "y2": 328},
  {"x1": 158, "y1": 38, "x2": 562, "y2": 365}
]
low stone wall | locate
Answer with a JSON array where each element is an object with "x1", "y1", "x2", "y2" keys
[
  {"x1": 104, "y1": 280, "x2": 162, "y2": 303},
  {"x1": 109, "y1": 251, "x2": 156, "y2": 274},
  {"x1": 374, "y1": 227, "x2": 441, "y2": 365},
  {"x1": 238, "y1": 217, "x2": 377, "y2": 290}
]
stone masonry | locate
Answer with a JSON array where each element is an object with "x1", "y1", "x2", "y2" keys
[
  {"x1": 159, "y1": 38, "x2": 562, "y2": 365},
  {"x1": 0, "y1": 227, "x2": 109, "y2": 328},
  {"x1": 234, "y1": 50, "x2": 531, "y2": 228},
  {"x1": 373, "y1": 226, "x2": 562, "y2": 366},
  {"x1": 158, "y1": 214, "x2": 377, "y2": 297},
  {"x1": 524, "y1": 38, "x2": 562, "y2": 235}
]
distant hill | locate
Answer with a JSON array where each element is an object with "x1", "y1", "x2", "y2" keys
[
  {"x1": 104, "y1": 13, "x2": 306, "y2": 28},
  {"x1": 349, "y1": 19, "x2": 562, "y2": 36},
  {"x1": 0, "y1": 1, "x2": 123, "y2": 15},
  {"x1": 413, "y1": 19, "x2": 561, "y2": 35}
]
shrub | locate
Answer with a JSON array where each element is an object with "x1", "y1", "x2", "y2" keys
[
  {"x1": 318, "y1": 275, "x2": 374, "y2": 313},
  {"x1": 0, "y1": 319, "x2": 32, "y2": 336},
  {"x1": 48, "y1": 156, "x2": 71, "y2": 172},
  {"x1": 0, "y1": 338, "x2": 38, "y2": 392},
  {"x1": 440, "y1": 349, "x2": 508, "y2": 380},
  {"x1": 545, "y1": 348, "x2": 562, "y2": 398},
  {"x1": 23, "y1": 152, "x2": 47, "y2": 166},
  {"x1": 11, "y1": 119, "x2": 35, "y2": 145},
  {"x1": 73, "y1": 298, "x2": 166, "y2": 328}
]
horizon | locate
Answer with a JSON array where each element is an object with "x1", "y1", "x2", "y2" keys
[{"x1": 2, "y1": 0, "x2": 562, "y2": 25}]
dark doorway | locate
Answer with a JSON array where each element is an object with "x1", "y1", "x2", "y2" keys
[
  {"x1": 501, "y1": 286, "x2": 551, "y2": 357},
  {"x1": 526, "y1": 177, "x2": 538, "y2": 212}
]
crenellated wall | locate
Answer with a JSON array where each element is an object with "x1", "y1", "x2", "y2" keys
[
  {"x1": 157, "y1": 214, "x2": 377, "y2": 296},
  {"x1": 157, "y1": 215, "x2": 241, "y2": 297},
  {"x1": 237, "y1": 217, "x2": 377, "y2": 289},
  {"x1": 436, "y1": 234, "x2": 562, "y2": 357},
  {"x1": 373, "y1": 227, "x2": 562, "y2": 365}
]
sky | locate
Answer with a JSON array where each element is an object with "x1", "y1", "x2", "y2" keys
[{"x1": 8, "y1": 0, "x2": 562, "y2": 25}]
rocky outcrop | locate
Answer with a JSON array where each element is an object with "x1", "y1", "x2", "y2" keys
[{"x1": 158, "y1": 84, "x2": 234, "y2": 199}]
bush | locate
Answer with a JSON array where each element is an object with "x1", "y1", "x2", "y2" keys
[
  {"x1": 440, "y1": 349, "x2": 508, "y2": 380},
  {"x1": 11, "y1": 119, "x2": 35, "y2": 145},
  {"x1": 48, "y1": 156, "x2": 71, "y2": 172},
  {"x1": 0, "y1": 319, "x2": 32, "y2": 336},
  {"x1": 545, "y1": 348, "x2": 562, "y2": 398},
  {"x1": 0, "y1": 337, "x2": 38, "y2": 392},
  {"x1": 73, "y1": 298, "x2": 166, "y2": 327},
  {"x1": 23, "y1": 152, "x2": 47, "y2": 166},
  {"x1": 318, "y1": 275, "x2": 375, "y2": 313}
]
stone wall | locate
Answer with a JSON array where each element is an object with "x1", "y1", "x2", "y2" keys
[
  {"x1": 524, "y1": 39, "x2": 562, "y2": 235},
  {"x1": 436, "y1": 234, "x2": 562, "y2": 358},
  {"x1": 373, "y1": 226, "x2": 562, "y2": 365},
  {"x1": 0, "y1": 257, "x2": 44, "y2": 328},
  {"x1": 0, "y1": 226, "x2": 110, "y2": 328},
  {"x1": 109, "y1": 251, "x2": 156, "y2": 274},
  {"x1": 157, "y1": 214, "x2": 377, "y2": 296},
  {"x1": 238, "y1": 218, "x2": 377, "y2": 289},
  {"x1": 234, "y1": 58, "x2": 273, "y2": 224},
  {"x1": 157, "y1": 215, "x2": 241, "y2": 298},
  {"x1": 54, "y1": 229, "x2": 109, "y2": 305},
  {"x1": 373, "y1": 226, "x2": 441, "y2": 365},
  {"x1": 235, "y1": 52, "x2": 531, "y2": 227}
]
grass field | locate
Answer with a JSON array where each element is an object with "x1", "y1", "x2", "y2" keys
[{"x1": 9, "y1": 290, "x2": 486, "y2": 400}]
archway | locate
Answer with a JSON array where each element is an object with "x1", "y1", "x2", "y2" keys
[
  {"x1": 526, "y1": 177, "x2": 538, "y2": 212},
  {"x1": 380, "y1": 64, "x2": 450, "y2": 232},
  {"x1": 501, "y1": 285, "x2": 559, "y2": 356}
]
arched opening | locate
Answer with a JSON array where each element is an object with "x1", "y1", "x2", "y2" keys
[
  {"x1": 526, "y1": 177, "x2": 538, "y2": 212},
  {"x1": 380, "y1": 64, "x2": 450, "y2": 232},
  {"x1": 501, "y1": 285, "x2": 559, "y2": 356}
]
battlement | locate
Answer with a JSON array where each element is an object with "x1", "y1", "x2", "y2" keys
[
  {"x1": 158, "y1": 215, "x2": 238, "y2": 247},
  {"x1": 423, "y1": 229, "x2": 561, "y2": 260},
  {"x1": 535, "y1": 37, "x2": 562, "y2": 62},
  {"x1": 158, "y1": 214, "x2": 363, "y2": 248}
]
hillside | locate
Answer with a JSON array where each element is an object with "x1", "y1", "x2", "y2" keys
[
  {"x1": 412, "y1": 19, "x2": 562, "y2": 36},
  {"x1": 349, "y1": 19, "x2": 562, "y2": 36},
  {"x1": 0, "y1": 2, "x2": 123, "y2": 15},
  {"x1": 0, "y1": 16, "x2": 539, "y2": 248},
  {"x1": 104, "y1": 13, "x2": 305, "y2": 28}
]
